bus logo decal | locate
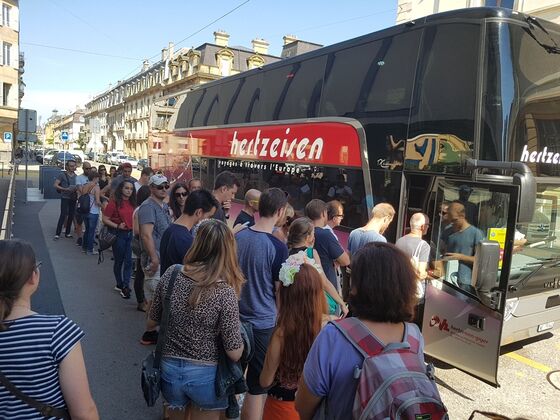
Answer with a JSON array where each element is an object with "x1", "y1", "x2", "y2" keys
[
  {"x1": 520, "y1": 145, "x2": 560, "y2": 164},
  {"x1": 230, "y1": 128, "x2": 323, "y2": 161}
]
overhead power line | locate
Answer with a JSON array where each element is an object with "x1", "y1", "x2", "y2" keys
[
  {"x1": 146, "y1": 0, "x2": 251, "y2": 61},
  {"x1": 21, "y1": 42, "x2": 143, "y2": 61}
]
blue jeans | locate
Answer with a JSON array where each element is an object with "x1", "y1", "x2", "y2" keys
[
  {"x1": 112, "y1": 229, "x2": 132, "y2": 289},
  {"x1": 81, "y1": 213, "x2": 99, "y2": 253},
  {"x1": 161, "y1": 357, "x2": 228, "y2": 411}
]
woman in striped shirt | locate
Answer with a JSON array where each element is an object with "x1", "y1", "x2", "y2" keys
[{"x1": 0, "y1": 239, "x2": 98, "y2": 419}]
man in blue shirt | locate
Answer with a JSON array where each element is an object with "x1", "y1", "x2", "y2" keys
[
  {"x1": 348, "y1": 203, "x2": 395, "y2": 256},
  {"x1": 236, "y1": 188, "x2": 288, "y2": 420},
  {"x1": 159, "y1": 189, "x2": 219, "y2": 275},
  {"x1": 305, "y1": 199, "x2": 350, "y2": 291},
  {"x1": 442, "y1": 201, "x2": 485, "y2": 288}
]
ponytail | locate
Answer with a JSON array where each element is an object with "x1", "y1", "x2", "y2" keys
[{"x1": 0, "y1": 240, "x2": 36, "y2": 330}]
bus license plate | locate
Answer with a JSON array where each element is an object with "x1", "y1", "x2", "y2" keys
[{"x1": 537, "y1": 321, "x2": 554, "y2": 332}]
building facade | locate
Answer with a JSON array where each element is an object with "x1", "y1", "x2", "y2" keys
[
  {"x1": 84, "y1": 31, "x2": 294, "y2": 159},
  {"x1": 397, "y1": 0, "x2": 560, "y2": 24},
  {"x1": 0, "y1": 0, "x2": 18, "y2": 157},
  {"x1": 44, "y1": 109, "x2": 85, "y2": 148}
]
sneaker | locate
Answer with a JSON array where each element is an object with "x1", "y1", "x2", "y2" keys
[
  {"x1": 82, "y1": 249, "x2": 86, "y2": 254},
  {"x1": 114, "y1": 286, "x2": 122, "y2": 292},
  {"x1": 65, "y1": 234, "x2": 73, "y2": 239},
  {"x1": 76, "y1": 237, "x2": 83, "y2": 246},
  {"x1": 87, "y1": 250, "x2": 99, "y2": 256},
  {"x1": 137, "y1": 302, "x2": 148, "y2": 312},
  {"x1": 140, "y1": 330, "x2": 158, "y2": 345},
  {"x1": 120, "y1": 287, "x2": 131, "y2": 299},
  {"x1": 53, "y1": 235, "x2": 60, "y2": 240}
]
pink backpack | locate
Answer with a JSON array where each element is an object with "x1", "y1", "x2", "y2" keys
[{"x1": 332, "y1": 318, "x2": 448, "y2": 420}]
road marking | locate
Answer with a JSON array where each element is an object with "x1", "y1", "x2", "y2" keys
[{"x1": 505, "y1": 352, "x2": 552, "y2": 373}]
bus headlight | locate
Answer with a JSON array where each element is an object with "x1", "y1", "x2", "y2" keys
[{"x1": 504, "y1": 298, "x2": 519, "y2": 322}]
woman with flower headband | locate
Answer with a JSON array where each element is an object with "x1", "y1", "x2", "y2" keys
[
  {"x1": 259, "y1": 252, "x2": 330, "y2": 420},
  {"x1": 286, "y1": 217, "x2": 348, "y2": 317}
]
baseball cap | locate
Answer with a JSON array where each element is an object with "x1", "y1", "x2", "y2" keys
[{"x1": 149, "y1": 174, "x2": 168, "y2": 186}]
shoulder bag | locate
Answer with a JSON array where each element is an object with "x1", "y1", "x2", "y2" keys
[
  {"x1": 97, "y1": 203, "x2": 122, "y2": 263},
  {"x1": 64, "y1": 172, "x2": 78, "y2": 201},
  {"x1": 141, "y1": 264, "x2": 181, "y2": 407},
  {"x1": 0, "y1": 370, "x2": 70, "y2": 419}
]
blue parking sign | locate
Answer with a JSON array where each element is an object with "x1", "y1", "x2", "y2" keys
[{"x1": 3, "y1": 132, "x2": 12, "y2": 142}]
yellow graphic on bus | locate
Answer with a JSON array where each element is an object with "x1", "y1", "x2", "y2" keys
[{"x1": 488, "y1": 228, "x2": 507, "y2": 268}]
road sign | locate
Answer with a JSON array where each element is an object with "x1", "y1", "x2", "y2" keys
[
  {"x1": 17, "y1": 109, "x2": 37, "y2": 132},
  {"x1": 61, "y1": 131, "x2": 69, "y2": 142},
  {"x1": 3, "y1": 132, "x2": 12, "y2": 142},
  {"x1": 16, "y1": 133, "x2": 37, "y2": 143}
]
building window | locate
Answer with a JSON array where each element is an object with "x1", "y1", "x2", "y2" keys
[
  {"x1": 2, "y1": 4, "x2": 10, "y2": 27},
  {"x1": 3, "y1": 83, "x2": 11, "y2": 106},
  {"x1": 485, "y1": 0, "x2": 515, "y2": 8},
  {"x1": 3, "y1": 42, "x2": 11, "y2": 66}
]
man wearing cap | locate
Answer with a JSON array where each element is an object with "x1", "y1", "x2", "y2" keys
[
  {"x1": 102, "y1": 162, "x2": 137, "y2": 196},
  {"x1": 138, "y1": 174, "x2": 172, "y2": 345}
]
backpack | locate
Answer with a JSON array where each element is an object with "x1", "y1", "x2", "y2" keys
[
  {"x1": 77, "y1": 184, "x2": 96, "y2": 215},
  {"x1": 331, "y1": 318, "x2": 448, "y2": 420}
]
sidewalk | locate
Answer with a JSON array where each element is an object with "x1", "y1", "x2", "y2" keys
[{"x1": 12, "y1": 178, "x2": 161, "y2": 419}]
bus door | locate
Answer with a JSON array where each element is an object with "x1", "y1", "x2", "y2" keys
[{"x1": 422, "y1": 180, "x2": 519, "y2": 387}]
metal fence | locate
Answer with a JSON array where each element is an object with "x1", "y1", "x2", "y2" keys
[{"x1": 0, "y1": 165, "x2": 16, "y2": 239}]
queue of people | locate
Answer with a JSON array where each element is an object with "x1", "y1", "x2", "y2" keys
[{"x1": 0, "y1": 162, "x2": 449, "y2": 419}]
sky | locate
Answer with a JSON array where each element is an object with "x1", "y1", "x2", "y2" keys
[{"x1": 20, "y1": 0, "x2": 398, "y2": 123}]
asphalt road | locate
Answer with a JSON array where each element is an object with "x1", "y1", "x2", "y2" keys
[{"x1": 8, "y1": 168, "x2": 560, "y2": 420}]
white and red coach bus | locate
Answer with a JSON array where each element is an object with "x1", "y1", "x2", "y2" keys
[{"x1": 148, "y1": 8, "x2": 560, "y2": 386}]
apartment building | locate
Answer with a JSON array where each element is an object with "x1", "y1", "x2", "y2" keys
[
  {"x1": 45, "y1": 108, "x2": 85, "y2": 148},
  {"x1": 85, "y1": 31, "x2": 311, "y2": 159},
  {"x1": 0, "y1": 0, "x2": 18, "y2": 156},
  {"x1": 397, "y1": 0, "x2": 560, "y2": 24}
]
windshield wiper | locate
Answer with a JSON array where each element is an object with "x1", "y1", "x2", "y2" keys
[{"x1": 524, "y1": 16, "x2": 560, "y2": 54}]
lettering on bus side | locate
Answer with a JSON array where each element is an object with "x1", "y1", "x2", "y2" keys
[
  {"x1": 520, "y1": 145, "x2": 560, "y2": 164},
  {"x1": 229, "y1": 128, "x2": 324, "y2": 161}
]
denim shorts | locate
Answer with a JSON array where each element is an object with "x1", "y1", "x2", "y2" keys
[{"x1": 161, "y1": 356, "x2": 228, "y2": 411}]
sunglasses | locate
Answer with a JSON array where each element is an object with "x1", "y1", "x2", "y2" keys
[
  {"x1": 154, "y1": 184, "x2": 170, "y2": 190},
  {"x1": 35, "y1": 261, "x2": 42, "y2": 271},
  {"x1": 174, "y1": 192, "x2": 188, "y2": 198}
]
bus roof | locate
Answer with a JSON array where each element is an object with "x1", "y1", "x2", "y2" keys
[{"x1": 168, "y1": 7, "x2": 559, "y2": 98}]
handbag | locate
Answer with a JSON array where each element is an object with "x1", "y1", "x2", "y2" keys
[
  {"x1": 98, "y1": 204, "x2": 123, "y2": 263},
  {"x1": 0, "y1": 370, "x2": 70, "y2": 419},
  {"x1": 141, "y1": 264, "x2": 181, "y2": 407}
]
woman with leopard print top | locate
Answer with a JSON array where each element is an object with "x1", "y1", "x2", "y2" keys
[{"x1": 147, "y1": 219, "x2": 245, "y2": 420}]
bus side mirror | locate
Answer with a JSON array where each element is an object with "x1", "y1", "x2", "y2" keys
[
  {"x1": 472, "y1": 240, "x2": 500, "y2": 293},
  {"x1": 513, "y1": 171, "x2": 536, "y2": 223}
]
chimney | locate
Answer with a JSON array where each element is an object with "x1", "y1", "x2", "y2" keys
[
  {"x1": 251, "y1": 38, "x2": 269, "y2": 55},
  {"x1": 214, "y1": 30, "x2": 230, "y2": 47},
  {"x1": 142, "y1": 60, "x2": 150, "y2": 71},
  {"x1": 168, "y1": 42, "x2": 175, "y2": 59},
  {"x1": 283, "y1": 35, "x2": 298, "y2": 45},
  {"x1": 161, "y1": 47, "x2": 167, "y2": 61}
]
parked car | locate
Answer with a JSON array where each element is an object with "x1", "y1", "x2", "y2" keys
[
  {"x1": 137, "y1": 159, "x2": 148, "y2": 170},
  {"x1": 50, "y1": 151, "x2": 78, "y2": 168},
  {"x1": 72, "y1": 154, "x2": 83, "y2": 165},
  {"x1": 117, "y1": 155, "x2": 138, "y2": 167},
  {"x1": 42, "y1": 150, "x2": 57, "y2": 165},
  {"x1": 109, "y1": 152, "x2": 122, "y2": 165}
]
